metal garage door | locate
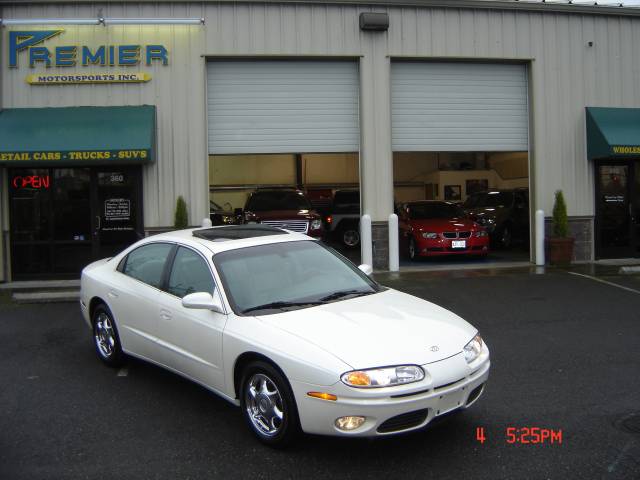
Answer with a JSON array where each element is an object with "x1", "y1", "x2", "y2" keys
[
  {"x1": 391, "y1": 62, "x2": 528, "y2": 152},
  {"x1": 207, "y1": 61, "x2": 359, "y2": 154}
]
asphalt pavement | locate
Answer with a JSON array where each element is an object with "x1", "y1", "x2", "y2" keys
[{"x1": 1, "y1": 267, "x2": 639, "y2": 479}]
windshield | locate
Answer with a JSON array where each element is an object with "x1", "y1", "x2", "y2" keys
[
  {"x1": 246, "y1": 191, "x2": 311, "y2": 212},
  {"x1": 214, "y1": 241, "x2": 381, "y2": 315},
  {"x1": 408, "y1": 203, "x2": 465, "y2": 220},
  {"x1": 464, "y1": 192, "x2": 514, "y2": 209}
]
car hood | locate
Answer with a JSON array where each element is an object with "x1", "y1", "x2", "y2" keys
[
  {"x1": 250, "y1": 210, "x2": 319, "y2": 220},
  {"x1": 464, "y1": 206, "x2": 506, "y2": 221},
  {"x1": 409, "y1": 218, "x2": 477, "y2": 231},
  {"x1": 258, "y1": 289, "x2": 477, "y2": 369}
]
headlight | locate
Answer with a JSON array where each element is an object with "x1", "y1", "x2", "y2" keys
[
  {"x1": 310, "y1": 219, "x2": 322, "y2": 230},
  {"x1": 341, "y1": 365, "x2": 425, "y2": 388},
  {"x1": 421, "y1": 232, "x2": 438, "y2": 239},
  {"x1": 474, "y1": 230, "x2": 488, "y2": 237},
  {"x1": 464, "y1": 334, "x2": 483, "y2": 364}
]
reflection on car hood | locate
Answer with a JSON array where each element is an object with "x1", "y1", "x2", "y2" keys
[
  {"x1": 251, "y1": 210, "x2": 320, "y2": 220},
  {"x1": 464, "y1": 206, "x2": 506, "y2": 220},
  {"x1": 409, "y1": 218, "x2": 477, "y2": 231},
  {"x1": 259, "y1": 289, "x2": 477, "y2": 369}
]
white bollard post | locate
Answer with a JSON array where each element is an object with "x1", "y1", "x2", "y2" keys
[
  {"x1": 535, "y1": 209, "x2": 545, "y2": 266},
  {"x1": 388, "y1": 214, "x2": 399, "y2": 272},
  {"x1": 361, "y1": 214, "x2": 373, "y2": 268},
  {"x1": 202, "y1": 218, "x2": 213, "y2": 228}
]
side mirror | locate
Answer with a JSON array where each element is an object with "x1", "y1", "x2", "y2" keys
[
  {"x1": 182, "y1": 291, "x2": 225, "y2": 314},
  {"x1": 358, "y1": 264, "x2": 373, "y2": 276}
]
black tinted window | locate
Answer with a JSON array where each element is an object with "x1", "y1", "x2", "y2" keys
[
  {"x1": 167, "y1": 247, "x2": 215, "y2": 298},
  {"x1": 246, "y1": 191, "x2": 311, "y2": 211},
  {"x1": 123, "y1": 243, "x2": 173, "y2": 288},
  {"x1": 464, "y1": 192, "x2": 514, "y2": 208},
  {"x1": 408, "y1": 203, "x2": 465, "y2": 219}
]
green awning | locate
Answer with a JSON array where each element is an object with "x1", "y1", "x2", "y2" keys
[
  {"x1": 586, "y1": 107, "x2": 640, "y2": 160},
  {"x1": 0, "y1": 105, "x2": 156, "y2": 166}
]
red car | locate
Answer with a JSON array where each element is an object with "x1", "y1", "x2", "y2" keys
[{"x1": 398, "y1": 201, "x2": 489, "y2": 260}]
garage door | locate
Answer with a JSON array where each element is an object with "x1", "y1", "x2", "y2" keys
[
  {"x1": 391, "y1": 62, "x2": 528, "y2": 152},
  {"x1": 207, "y1": 61, "x2": 359, "y2": 154}
]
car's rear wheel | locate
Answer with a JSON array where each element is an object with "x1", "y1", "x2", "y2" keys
[
  {"x1": 341, "y1": 227, "x2": 360, "y2": 248},
  {"x1": 92, "y1": 304, "x2": 125, "y2": 367},
  {"x1": 240, "y1": 361, "x2": 300, "y2": 447},
  {"x1": 499, "y1": 225, "x2": 512, "y2": 249}
]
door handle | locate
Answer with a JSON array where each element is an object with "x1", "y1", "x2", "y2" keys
[
  {"x1": 160, "y1": 309, "x2": 172, "y2": 321},
  {"x1": 108, "y1": 290, "x2": 119, "y2": 299}
]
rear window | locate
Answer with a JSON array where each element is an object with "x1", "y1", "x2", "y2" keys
[{"x1": 334, "y1": 191, "x2": 360, "y2": 205}]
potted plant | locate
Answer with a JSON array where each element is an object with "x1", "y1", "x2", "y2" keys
[
  {"x1": 174, "y1": 196, "x2": 189, "y2": 229},
  {"x1": 547, "y1": 190, "x2": 574, "y2": 266}
]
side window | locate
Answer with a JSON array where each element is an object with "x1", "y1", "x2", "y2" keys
[
  {"x1": 167, "y1": 247, "x2": 215, "y2": 298},
  {"x1": 122, "y1": 243, "x2": 173, "y2": 288}
]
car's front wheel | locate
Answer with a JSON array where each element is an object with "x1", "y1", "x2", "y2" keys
[
  {"x1": 408, "y1": 237, "x2": 418, "y2": 260},
  {"x1": 240, "y1": 361, "x2": 300, "y2": 447},
  {"x1": 92, "y1": 304, "x2": 125, "y2": 367}
]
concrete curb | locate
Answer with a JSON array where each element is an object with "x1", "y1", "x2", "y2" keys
[
  {"x1": 619, "y1": 266, "x2": 640, "y2": 274},
  {"x1": 12, "y1": 291, "x2": 79, "y2": 304}
]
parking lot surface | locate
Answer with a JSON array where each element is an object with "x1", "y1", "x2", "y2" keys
[{"x1": 1, "y1": 268, "x2": 639, "y2": 479}]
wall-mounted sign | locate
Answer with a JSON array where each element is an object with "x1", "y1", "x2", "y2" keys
[
  {"x1": 612, "y1": 146, "x2": 640, "y2": 155},
  {"x1": 11, "y1": 175, "x2": 51, "y2": 189},
  {"x1": 27, "y1": 72, "x2": 151, "y2": 85},
  {"x1": 0, "y1": 149, "x2": 149, "y2": 163},
  {"x1": 8, "y1": 29, "x2": 168, "y2": 85}
]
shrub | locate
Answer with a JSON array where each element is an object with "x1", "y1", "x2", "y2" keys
[
  {"x1": 552, "y1": 190, "x2": 569, "y2": 238},
  {"x1": 174, "y1": 196, "x2": 188, "y2": 229}
]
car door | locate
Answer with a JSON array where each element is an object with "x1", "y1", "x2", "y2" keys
[
  {"x1": 155, "y1": 245, "x2": 227, "y2": 391},
  {"x1": 111, "y1": 242, "x2": 174, "y2": 361}
]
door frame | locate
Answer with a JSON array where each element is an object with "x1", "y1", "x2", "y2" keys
[{"x1": 594, "y1": 159, "x2": 636, "y2": 259}]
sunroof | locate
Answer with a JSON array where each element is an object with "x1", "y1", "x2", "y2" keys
[{"x1": 192, "y1": 225, "x2": 289, "y2": 241}]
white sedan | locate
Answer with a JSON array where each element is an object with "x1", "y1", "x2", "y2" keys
[{"x1": 80, "y1": 225, "x2": 490, "y2": 447}]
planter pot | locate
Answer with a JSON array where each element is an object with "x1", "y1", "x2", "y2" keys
[{"x1": 546, "y1": 237, "x2": 575, "y2": 266}]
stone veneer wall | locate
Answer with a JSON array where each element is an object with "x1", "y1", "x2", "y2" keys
[
  {"x1": 371, "y1": 221, "x2": 389, "y2": 270},
  {"x1": 545, "y1": 216, "x2": 593, "y2": 262}
]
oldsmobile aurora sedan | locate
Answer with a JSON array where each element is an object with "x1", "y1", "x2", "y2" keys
[{"x1": 80, "y1": 225, "x2": 490, "y2": 447}]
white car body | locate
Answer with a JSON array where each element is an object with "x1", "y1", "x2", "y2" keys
[{"x1": 80, "y1": 228, "x2": 490, "y2": 438}]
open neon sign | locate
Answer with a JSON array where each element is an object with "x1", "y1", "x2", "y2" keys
[{"x1": 12, "y1": 175, "x2": 51, "y2": 189}]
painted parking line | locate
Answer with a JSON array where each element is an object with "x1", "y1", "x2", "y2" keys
[
  {"x1": 567, "y1": 271, "x2": 640, "y2": 295},
  {"x1": 116, "y1": 367, "x2": 129, "y2": 377}
]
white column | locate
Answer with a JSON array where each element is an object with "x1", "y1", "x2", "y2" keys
[{"x1": 535, "y1": 209, "x2": 545, "y2": 266}]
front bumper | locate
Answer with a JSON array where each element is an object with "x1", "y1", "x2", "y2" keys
[
  {"x1": 291, "y1": 350, "x2": 490, "y2": 437},
  {"x1": 415, "y1": 235, "x2": 490, "y2": 257}
]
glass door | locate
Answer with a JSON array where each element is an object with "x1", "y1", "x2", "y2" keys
[
  {"x1": 92, "y1": 167, "x2": 143, "y2": 259},
  {"x1": 595, "y1": 162, "x2": 633, "y2": 259}
]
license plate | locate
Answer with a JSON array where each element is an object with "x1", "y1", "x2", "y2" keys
[
  {"x1": 436, "y1": 390, "x2": 465, "y2": 416},
  {"x1": 451, "y1": 240, "x2": 466, "y2": 249}
]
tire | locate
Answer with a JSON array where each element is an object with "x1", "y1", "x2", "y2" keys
[
  {"x1": 340, "y1": 226, "x2": 360, "y2": 248},
  {"x1": 408, "y1": 237, "x2": 418, "y2": 261},
  {"x1": 92, "y1": 304, "x2": 126, "y2": 368},
  {"x1": 240, "y1": 361, "x2": 300, "y2": 448}
]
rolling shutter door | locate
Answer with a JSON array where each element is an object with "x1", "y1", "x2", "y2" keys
[
  {"x1": 207, "y1": 61, "x2": 359, "y2": 154},
  {"x1": 391, "y1": 62, "x2": 528, "y2": 152}
]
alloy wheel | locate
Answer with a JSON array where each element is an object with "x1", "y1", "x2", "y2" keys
[
  {"x1": 94, "y1": 312, "x2": 116, "y2": 359},
  {"x1": 245, "y1": 373, "x2": 285, "y2": 437},
  {"x1": 343, "y1": 229, "x2": 360, "y2": 247}
]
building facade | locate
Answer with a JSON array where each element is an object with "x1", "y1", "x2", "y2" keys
[{"x1": 1, "y1": 0, "x2": 640, "y2": 280}]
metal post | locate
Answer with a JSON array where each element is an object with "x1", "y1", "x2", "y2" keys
[
  {"x1": 535, "y1": 209, "x2": 545, "y2": 266},
  {"x1": 388, "y1": 213, "x2": 399, "y2": 272},
  {"x1": 202, "y1": 218, "x2": 212, "y2": 228},
  {"x1": 361, "y1": 214, "x2": 373, "y2": 267}
]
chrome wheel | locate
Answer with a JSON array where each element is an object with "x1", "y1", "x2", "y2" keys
[
  {"x1": 245, "y1": 373, "x2": 285, "y2": 437},
  {"x1": 343, "y1": 229, "x2": 360, "y2": 247},
  {"x1": 94, "y1": 312, "x2": 116, "y2": 359}
]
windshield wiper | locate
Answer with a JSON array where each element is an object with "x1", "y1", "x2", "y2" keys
[
  {"x1": 319, "y1": 289, "x2": 375, "y2": 302},
  {"x1": 242, "y1": 300, "x2": 324, "y2": 314}
]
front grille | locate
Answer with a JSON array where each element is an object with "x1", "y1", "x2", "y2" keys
[
  {"x1": 443, "y1": 231, "x2": 471, "y2": 239},
  {"x1": 261, "y1": 220, "x2": 309, "y2": 233},
  {"x1": 377, "y1": 409, "x2": 429, "y2": 433}
]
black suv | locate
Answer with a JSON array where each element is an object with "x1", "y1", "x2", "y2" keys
[{"x1": 462, "y1": 188, "x2": 529, "y2": 248}]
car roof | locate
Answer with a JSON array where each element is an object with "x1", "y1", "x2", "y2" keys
[{"x1": 139, "y1": 226, "x2": 314, "y2": 255}]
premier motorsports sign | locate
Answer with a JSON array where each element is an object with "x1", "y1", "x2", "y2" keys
[{"x1": 9, "y1": 29, "x2": 168, "y2": 85}]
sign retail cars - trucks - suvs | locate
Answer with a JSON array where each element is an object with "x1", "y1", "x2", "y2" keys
[{"x1": 80, "y1": 225, "x2": 490, "y2": 447}]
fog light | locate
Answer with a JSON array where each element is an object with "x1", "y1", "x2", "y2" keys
[{"x1": 335, "y1": 416, "x2": 366, "y2": 431}]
